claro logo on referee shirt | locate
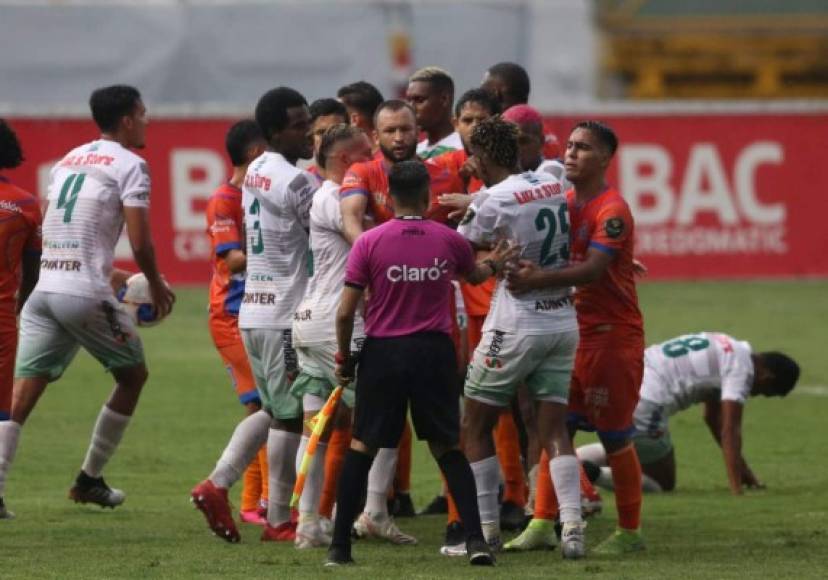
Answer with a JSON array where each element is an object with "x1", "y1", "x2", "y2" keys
[{"x1": 386, "y1": 258, "x2": 448, "y2": 282}]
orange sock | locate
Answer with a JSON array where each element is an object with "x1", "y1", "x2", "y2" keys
[
  {"x1": 240, "y1": 448, "x2": 262, "y2": 512},
  {"x1": 533, "y1": 450, "x2": 559, "y2": 520},
  {"x1": 607, "y1": 444, "x2": 642, "y2": 530},
  {"x1": 258, "y1": 445, "x2": 269, "y2": 504},
  {"x1": 495, "y1": 410, "x2": 526, "y2": 506},
  {"x1": 319, "y1": 424, "x2": 351, "y2": 519},
  {"x1": 394, "y1": 420, "x2": 413, "y2": 494}
]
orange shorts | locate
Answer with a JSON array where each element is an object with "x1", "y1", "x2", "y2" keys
[
  {"x1": 0, "y1": 324, "x2": 16, "y2": 419},
  {"x1": 210, "y1": 321, "x2": 259, "y2": 406},
  {"x1": 568, "y1": 345, "x2": 644, "y2": 440}
]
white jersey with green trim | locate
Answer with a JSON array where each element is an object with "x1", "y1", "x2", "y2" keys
[
  {"x1": 38, "y1": 139, "x2": 150, "y2": 299},
  {"x1": 292, "y1": 179, "x2": 364, "y2": 345},
  {"x1": 536, "y1": 158, "x2": 572, "y2": 192},
  {"x1": 239, "y1": 151, "x2": 320, "y2": 330},
  {"x1": 641, "y1": 332, "x2": 754, "y2": 415},
  {"x1": 417, "y1": 131, "x2": 463, "y2": 159},
  {"x1": 457, "y1": 171, "x2": 577, "y2": 335}
]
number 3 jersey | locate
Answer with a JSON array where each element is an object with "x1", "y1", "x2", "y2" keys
[
  {"x1": 38, "y1": 139, "x2": 150, "y2": 300},
  {"x1": 239, "y1": 151, "x2": 319, "y2": 330},
  {"x1": 641, "y1": 332, "x2": 754, "y2": 415},
  {"x1": 457, "y1": 171, "x2": 577, "y2": 336}
]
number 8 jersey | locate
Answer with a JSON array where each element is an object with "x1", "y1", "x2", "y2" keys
[
  {"x1": 458, "y1": 171, "x2": 577, "y2": 335},
  {"x1": 39, "y1": 139, "x2": 150, "y2": 299}
]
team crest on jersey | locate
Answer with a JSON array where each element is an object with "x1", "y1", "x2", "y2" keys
[{"x1": 604, "y1": 217, "x2": 624, "y2": 239}]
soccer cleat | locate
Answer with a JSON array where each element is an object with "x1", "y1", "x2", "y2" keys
[
  {"x1": 593, "y1": 528, "x2": 646, "y2": 555},
  {"x1": 503, "y1": 518, "x2": 558, "y2": 552},
  {"x1": 69, "y1": 472, "x2": 126, "y2": 509},
  {"x1": 353, "y1": 512, "x2": 417, "y2": 545},
  {"x1": 441, "y1": 533, "x2": 501, "y2": 557},
  {"x1": 295, "y1": 515, "x2": 332, "y2": 549},
  {"x1": 500, "y1": 500, "x2": 528, "y2": 531},
  {"x1": 439, "y1": 521, "x2": 466, "y2": 557},
  {"x1": 325, "y1": 544, "x2": 354, "y2": 567},
  {"x1": 418, "y1": 494, "x2": 448, "y2": 516},
  {"x1": 390, "y1": 492, "x2": 416, "y2": 518},
  {"x1": 239, "y1": 509, "x2": 267, "y2": 525},
  {"x1": 467, "y1": 537, "x2": 496, "y2": 566},
  {"x1": 560, "y1": 521, "x2": 587, "y2": 559},
  {"x1": 319, "y1": 516, "x2": 333, "y2": 536},
  {"x1": 261, "y1": 521, "x2": 297, "y2": 542},
  {"x1": 0, "y1": 497, "x2": 14, "y2": 520},
  {"x1": 190, "y1": 479, "x2": 240, "y2": 543}
]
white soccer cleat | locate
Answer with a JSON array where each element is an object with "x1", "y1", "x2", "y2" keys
[
  {"x1": 353, "y1": 512, "x2": 417, "y2": 545},
  {"x1": 295, "y1": 515, "x2": 331, "y2": 549},
  {"x1": 560, "y1": 521, "x2": 587, "y2": 560}
]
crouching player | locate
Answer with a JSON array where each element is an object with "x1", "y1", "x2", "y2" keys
[
  {"x1": 325, "y1": 160, "x2": 516, "y2": 567},
  {"x1": 578, "y1": 333, "x2": 800, "y2": 495}
]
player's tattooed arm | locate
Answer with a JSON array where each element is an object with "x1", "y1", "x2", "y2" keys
[{"x1": 506, "y1": 246, "x2": 612, "y2": 294}]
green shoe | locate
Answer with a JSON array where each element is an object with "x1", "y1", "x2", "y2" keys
[
  {"x1": 593, "y1": 528, "x2": 646, "y2": 555},
  {"x1": 503, "y1": 518, "x2": 558, "y2": 552}
]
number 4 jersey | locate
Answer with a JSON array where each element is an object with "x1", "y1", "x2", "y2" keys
[
  {"x1": 38, "y1": 139, "x2": 150, "y2": 299},
  {"x1": 641, "y1": 332, "x2": 754, "y2": 415},
  {"x1": 458, "y1": 171, "x2": 577, "y2": 335}
]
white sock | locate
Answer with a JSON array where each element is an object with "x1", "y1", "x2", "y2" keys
[
  {"x1": 576, "y1": 442, "x2": 608, "y2": 466},
  {"x1": 209, "y1": 410, "x2": 270, "y2": 489},
  {"x1": 550, "y1": 454, "x2": 582, "y2": 524},
  {"x1": 295, "y1": 435, "x2": 328, "y2": 517},
  {"x1": 642, "y1": 473, "x2": 664, "y2": 493},
  {"x1": 470, "y1": 455, "x2": 500, "y2": 527},
  {"x1": 266, "y1": 428, "x2": 300, "y2": 527},
  {"x1": 597, "y1": 466, "x2": 615, "y2": 490},
  {"x1": 81, "y1": 406, "x2": 131, "y2": 478},
  {"x1": 0, "y1": 421, "x2": 22, "y2": 497},
  {"x1": 365, "y1": 447, "x2": 398, "y2": 518}
]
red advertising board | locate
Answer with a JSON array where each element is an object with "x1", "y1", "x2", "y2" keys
[{"x1": 4, "y1": 113, "x2": 828, "y2": 283}]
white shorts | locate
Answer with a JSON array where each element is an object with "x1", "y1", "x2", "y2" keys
[
  {"x1": 15, "y1": 291, "x2": 144, "y2": 380},
  {"x1": 292, "y1": 337, "x2": 364, "y2": 410},
  {"x1": 464, "y1": 328, "x2": 578, "y2": 407},
  {"x1": 240, "y1": 328, "x2": 301, "y2": 420}
]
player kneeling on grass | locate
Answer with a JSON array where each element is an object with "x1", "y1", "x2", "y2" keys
[
  {"x1": 289, "y1": 124, "x2": 374, "y2": 548},
  {"x1": 0, "y1": 85, "x2": 175, "y2": 513},
  {"x1": 577, "y1": 333, "x2": 800, "y2": 495},
  {"x1": 325, "y1": 160, "x2": 517, "y2": 567},
  {"x1": 451, "y1": 117, "x2": 586, "y2": 559}
]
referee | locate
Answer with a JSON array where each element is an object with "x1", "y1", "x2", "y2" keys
[{"x1": 326, "y1": 160, "x2": 515, "y2": 567}]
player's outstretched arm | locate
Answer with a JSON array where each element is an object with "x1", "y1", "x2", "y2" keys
[
  {"x1": 506, "y1": 246, "x2": 613, "y2": 294},
  {"x1": 124, "y1": 206, "x2": 175, "y2": 318},
  {"x1": 335, "y1": 285, "x2": 362, "y2": 385},
  {"x1": 340, "y1": 195, "x2": 368, "y2": 245}
]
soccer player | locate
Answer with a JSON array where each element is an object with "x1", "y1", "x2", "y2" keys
[
  {"x1": 406, "y1": 66, "x2": 462, "y2": 159},
  {"x1": 0, "y1": 119, "x2": 42, "y2": 520},
  {"x1": 192, "y1": 87, "x2": 318, "y2": 543},
  {"x1": 337, "y1": 81, "x2": 384, "y2": 154},
  {"x1": 506, "y1": 121, "x2": 646, "y2": 555},
  {"x1": 325, "y1": 160, "x2": 515, "y2": 567},
  {"x1": 0, "y1": 85, "x2": 175, "y2": 513},
  {"x1": 502, "y1": 104, "x2": 569, "y2": 187},
  {"x1": 452, "y1": 117, "x2": 585, "y2": 558},
  {"x1": 307, "y1": 99, "x2": 349, "y2": 177},
  {"x1": 290, "y1": 124, "x2": 373, "y2": 548},
  {"x1": 577, "y1": 333, "x2": 800, "y2": 495},
  {"x1": 481, "y1": 62, "x2": 531, "y2": 111},
  {"x1": 205, "y1": 120, "x2": 268, "y2": 525}
]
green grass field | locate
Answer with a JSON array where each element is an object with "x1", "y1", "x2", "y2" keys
[{"x1": 4, "y1": 281, "x2": 828, "y2": 579}]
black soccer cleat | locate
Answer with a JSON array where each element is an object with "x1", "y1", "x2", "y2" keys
[
  {"x1": 325, "y1": 544, "x2": 355, "y2": 567},
  {"x1": 444, "y1": 520, "x2": 465, "y2": 546},
  {"x1": 467, "y1": 537, "x2": 496, "y2": 566},
  {"x1": 69, "y1": 471, "x2": 125, "y2": 509}
]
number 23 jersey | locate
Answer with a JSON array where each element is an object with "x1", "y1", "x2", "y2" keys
[{"x1": 39, "y1": 139, "x2": 150, "y2": 299}]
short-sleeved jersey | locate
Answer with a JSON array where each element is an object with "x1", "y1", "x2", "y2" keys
[
  {"x1": 293, "y1": 179, "x2": 364, "y2": 345},
  {"x1": 536, "y1": 158, "x2": 572, "y2": 192},
  {"x1": 344, "y1": 217, "x2": 475, "y2": 338},
  {"x1": 459, "y1": 172, "x2": 577, "y2": 335},
  {"x1": 38, "y1": 139, "x2": 150, "y2": 299},
  {"x1": 340, "y1": 157, "x2": 458, "y2": 226},
  {"x1": 641, "y1": 332, "x2": 754, "y2": 415},
  {"x1": 239, "y1": 151, "x2": 320, "y2": 330},
  {"x1": 429, "y1": 149, "x2": 484, "y2": 195},
  {"x1": 568, "y1": 187, "x2": 643, "y2": 348},
  {"x1": 206, "y1": 182, "x2": 245, "y2": 344},
  {"x1": 417, "y1": 131, "x2": 463, "y2": 160},
  {"x1": 0, "y1": 178, "x2": 42, "y2": 320}
]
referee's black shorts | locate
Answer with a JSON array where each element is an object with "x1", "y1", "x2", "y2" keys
[{"x1": 352, "y1": 331, "x2": 460, "y2": 450}]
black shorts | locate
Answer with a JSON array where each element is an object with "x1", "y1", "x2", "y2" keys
[{"x1": 352, "y1": 332, "x2": 460, "y2": 449}]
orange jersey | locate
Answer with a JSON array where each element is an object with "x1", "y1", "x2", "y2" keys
[
  {"x1": 206, "y1": 182, "x2": 245, "y2": 346},
  {"x1": 429, "y1": 149, "x2": 484, "y2": 195},
  {"x1": 0, "y1": 178, "x2": 41, "y2": 321},
  {"x1": 340, "y1": 157, "x2": 457, "y2": 225},
  {"x1": 567, "y1": 187, "x2": 643, "y2": 348}
]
